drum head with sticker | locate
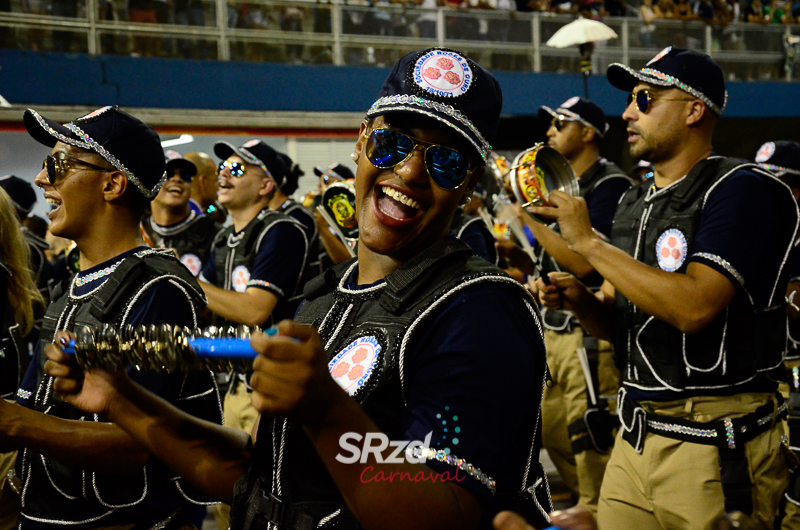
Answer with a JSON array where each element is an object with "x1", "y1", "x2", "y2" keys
[
  {"x1": 411, "y1": 49, "x2": 474, "y2": 100},
  {"x1": 231, "y1": 265, "x2": 250, "y2": 293},
  {"x1": 322, "y1": 183, "x2": 359, "y2": 240},
  {"x1": 656, "y1": 228, "x2": 687, "y2": 272},
  {"x1": 180, "y1": 253, "x2": 202, "y2": 277},
  {"x1": 328, "y1": 336, "x2": 382, "y2": 396}
]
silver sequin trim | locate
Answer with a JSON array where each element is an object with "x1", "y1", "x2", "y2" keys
[
  {"x1": 366, "y1": 95, "x2": 491, "y2": 160},
  {"x1": 646, "y1": 420, "x2": 717, "y2": 438},
  {"x1": 17, "y1": 389, "x2": 32, "y2": 400},
  {"x1": 150, "y1": 211, "x2": 197, "y2": 237},
  {"x1": 246, "y1": 279, "x2": 285, "y2": 297},
  {"x1": 73, "y1": 259, "x2": 123, "y2": 287},
  {"x1": 540, "y1": 105, "x2": 608, "y2": 137},
  {"x1": 609, "y1": 64, "x2": 727, "y2": 115},
  {"x1": 757, "y1": 402, "x2": 786, "y2": 427},
  {"x1": 406, "y1": 446, "x2": 496, "y2": 494},
  {"x1": 691, "y1": 252, "x2": 745, "y2": 288},
  {"x1": 759, "y1": 164, "x2": 800, "y2": 177}
]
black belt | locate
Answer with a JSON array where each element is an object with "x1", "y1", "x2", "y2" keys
[{"x1": 618, "y1": 388, "x2": 786, "y2": 516}]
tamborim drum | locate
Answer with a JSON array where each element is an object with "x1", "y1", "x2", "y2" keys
[{"x1": 510, "y1": 143, "x2": 578, "y2": 223}]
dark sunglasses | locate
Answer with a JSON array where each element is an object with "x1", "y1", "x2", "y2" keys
[
  {"x1": 550, "y1": 115, "x2": 575, "y2": 132},
  {"x1": 170, "y1": 170, "x2": 193, "y2": 183},
  {"x1": 42, "y1": 152, "x2": 113, "y2": 185},
  {"x1": 365, "y1": 128, "x2": 473, "y2": 190},
  {"x1": 626, "y1": 89, "x2": 694, "y2": 113},
  {"x1": 218, "y1": 160, "x2": 247, "y2": 178}
]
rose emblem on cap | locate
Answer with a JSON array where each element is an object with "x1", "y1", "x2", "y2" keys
[
  {"x1": 412, "y1": 49, "x2": 474, "y2": 99},
  {"x1": 755, "y1": 142, "x2": 776, "y2": 163}
]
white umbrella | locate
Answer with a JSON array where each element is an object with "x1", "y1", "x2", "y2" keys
[{"x1": 545, "y1": 18, "x2": 618, "y2": 49}]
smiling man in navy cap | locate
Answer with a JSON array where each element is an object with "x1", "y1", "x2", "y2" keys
[
  {"x1": 44, "y1": 48, "x2": 551, "y2": 530},
  {"x1": 5, "y1": 106, "x2": 222, "y2": 530},
  {"x1": 533, "y1": 47, "x2": 798, "y2": 529}
]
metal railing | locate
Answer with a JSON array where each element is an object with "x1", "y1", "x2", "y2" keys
[{"x1": 1, "y1": 0, "x2": 798, "y2": 81}]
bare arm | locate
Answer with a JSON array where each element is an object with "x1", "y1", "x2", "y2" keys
[
  {"x1": 44, "y1": 346, "x2": 253, "y2": 504},
  {"x1": 0, "y1": 394, "x2": 149, "y2": 475},
  {"x1": 249, "y1": 323, "x2": 484, "y2": 530},
  {"x1": 201, "y1": 283, "x2": 278, "y2": 328},
  {"x1": 520, "y1": 215, "x2": 595, "y2": 279},
  {"x1": 532, "y1": 192, "x2": 737, "y2": 334}
]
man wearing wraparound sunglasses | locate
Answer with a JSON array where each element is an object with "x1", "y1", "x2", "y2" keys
[
  {"x1": 535, "y1": 47, "x2": 798, "y2": 529},
  {"x1": 9, "y1": 106, "x2": 222, "y2": 529},
  {"x1": 503, "y1": 97, "x2": 634, "y2": 519},
  {"x1": 142, "y1": 149, "x2": 222, "y2": 277},
  {"x1": 198, "y1": 139, "x2": 309, "y2": 530},
  {"x1": 44, "y1": 48, "x2": 553, "y2": 530}
]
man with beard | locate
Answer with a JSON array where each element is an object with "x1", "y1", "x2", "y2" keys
[
  {"x1": 143, "y1": 150, "x2": 221, "y2": 277},
  {"x1": 44, "y1": 48, "x2": 552, "y2": 530},
  {"x1": 535, "y1": 48, "x2": 798, "y2": 529}
]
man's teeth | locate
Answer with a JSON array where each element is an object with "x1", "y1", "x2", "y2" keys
[
  {"x1": 45, "y1": 198, "x2": 58, "y2": 204},
  {"x1": 382, "y1": 186, "x2": 421, "y2": 209}
]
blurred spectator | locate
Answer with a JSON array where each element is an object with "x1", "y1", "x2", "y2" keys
[
  {"x1": 129, "y1": 0, "x2": 160, "y2": 56},
  {"x1": 280, "y1": 4, "x2": 306, "y2": 63},
  {"x1": 693, "y1": 0, "x2": 716, "y2": 22},
  {"x1": 654, "y1": 0, "x2": 676, "y2": 18},
  {"x1": 417, "y1": 0, "x2": 442, "y2": 38},
  {"x1": 764, "y1": 0, "x2": 788, "y2": 22},
  {"x1": 675, "y1": 0, "x2": 694, "y2": 18},
  {"x1": 745, "y1": 0, "x2": 768, "y2": 22},
  {"x1": 639, "y1": 0, "x2": 657, "y2": 47},
  {"x1": 176, "y1": 0, "x2": 208, "y2": 59}
]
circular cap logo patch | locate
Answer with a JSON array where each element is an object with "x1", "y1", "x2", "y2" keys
[
  {"x1": 656, "y1": 229, "x2": 687, "y2": 272},
  {"x1": 646, "y1": 46, "x2": 672, "y2": 66},
  {"x1": 231, "y1": 265, "x2": 250, "y2": 293},
  {"x1": 180, "y1": 253, "x2": 202, "y2": 277},
  {"x1": 328, "y1": 336, "x2": 382, "y2": 396},
  {"x1": 756, "y1": 142, "x2": 776, "y2": 163},
  {"x1": 561, "y1": 96, "x2": 580, "y2": 108},
  {"x1": 412, "y1": 50, "x2": 473, "y2": 99}
]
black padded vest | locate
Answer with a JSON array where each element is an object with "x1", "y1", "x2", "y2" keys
[{"x1": 610, "y1": 157, "x2": 797, "y2": 392}]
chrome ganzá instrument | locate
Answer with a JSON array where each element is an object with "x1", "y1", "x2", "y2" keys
[
  {"x1": 61, "y1": 324, "x2": 272, "y2": 372},
  {"x1": 509, "y1": 143, "x2": 578, "y2": 223}
]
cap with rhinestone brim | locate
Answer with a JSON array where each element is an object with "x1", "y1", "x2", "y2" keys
[
  {"x1": 313, "y1": 163, "x2": 355, "y2": 182},
  {"x1": 754, "y1": 141, "x2": 800, "y2": 178},
  {"x1": 538, "y1": 96, "x2": 610, "y2": 138},
  {"x1": 23, "y1": 106, "x2": 167, "y2": 199},
  {"x1": 0, "y1": 175, "x2": 37, "y2": 216},
  {"x1": 606, "y1": 47, "x2": 728, "y2": 116},
  {"x1": 365, "y1": 48, "x2": 503, "y2": 163},
  {"x1": 164, "y1": 149, "x2": 197, "y2": 178},
  {"x1": 214, "y1": 140, "x2": 286, "y2": 188}
]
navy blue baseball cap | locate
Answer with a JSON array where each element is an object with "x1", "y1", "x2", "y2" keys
[
  {"x1": 538, "y1": 96, "x2": 609, "y2": 138},
  {"x1": 0, "y1": 175, "x2": 36, "y2": 216},
  {"x1": 214, "y1": 139, "x2": 286, "y2": 187},
  {"x1": 364, "y1": 48, "x2": 503, "y2": 162},
  {"x1": 755, "y1": 141, "x2": 800, "y2": 177},
  {"x1": 607, "y1": 47, "x2": 727, "y2": 116},
  {"x1": 23, "y1": 106, "x2": 166, "y2": 198},
  {"x1": 313, "y1": 163, "x2": 355, "y2": 182},
  {"x1": 164, "y1": 149, "x2": 197, "y2": 177}
]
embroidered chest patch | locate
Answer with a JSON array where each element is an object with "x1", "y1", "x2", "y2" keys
[
  {"x1": 328, "y1": 336, "x2": 382, "y2": 396},
  {"x1": 231, "y1": 265, "x2": 250, "y2": 292},
  {"x1": 656, "y1": 228, "x2": 687, "y2": 272},
  {"x1": 180, "y1": 253, "x2": 202, "y2": 277}
]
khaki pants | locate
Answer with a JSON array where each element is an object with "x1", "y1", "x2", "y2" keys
[
  {"x1": 782, "y1": 359, "x2": 800, "y2": 530},
  {"x1": 541, "y1": 327, "x2": 619, "y2": 515},
  {"x1": 0, "y1": 452, "x2": 18, "y2": 530},
  {"x1": 598, "y1": 393, "x2": 790, "y2": 530},
  {"x1": 214, "y1": 383, "x2": 258, "y2": 530}
]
